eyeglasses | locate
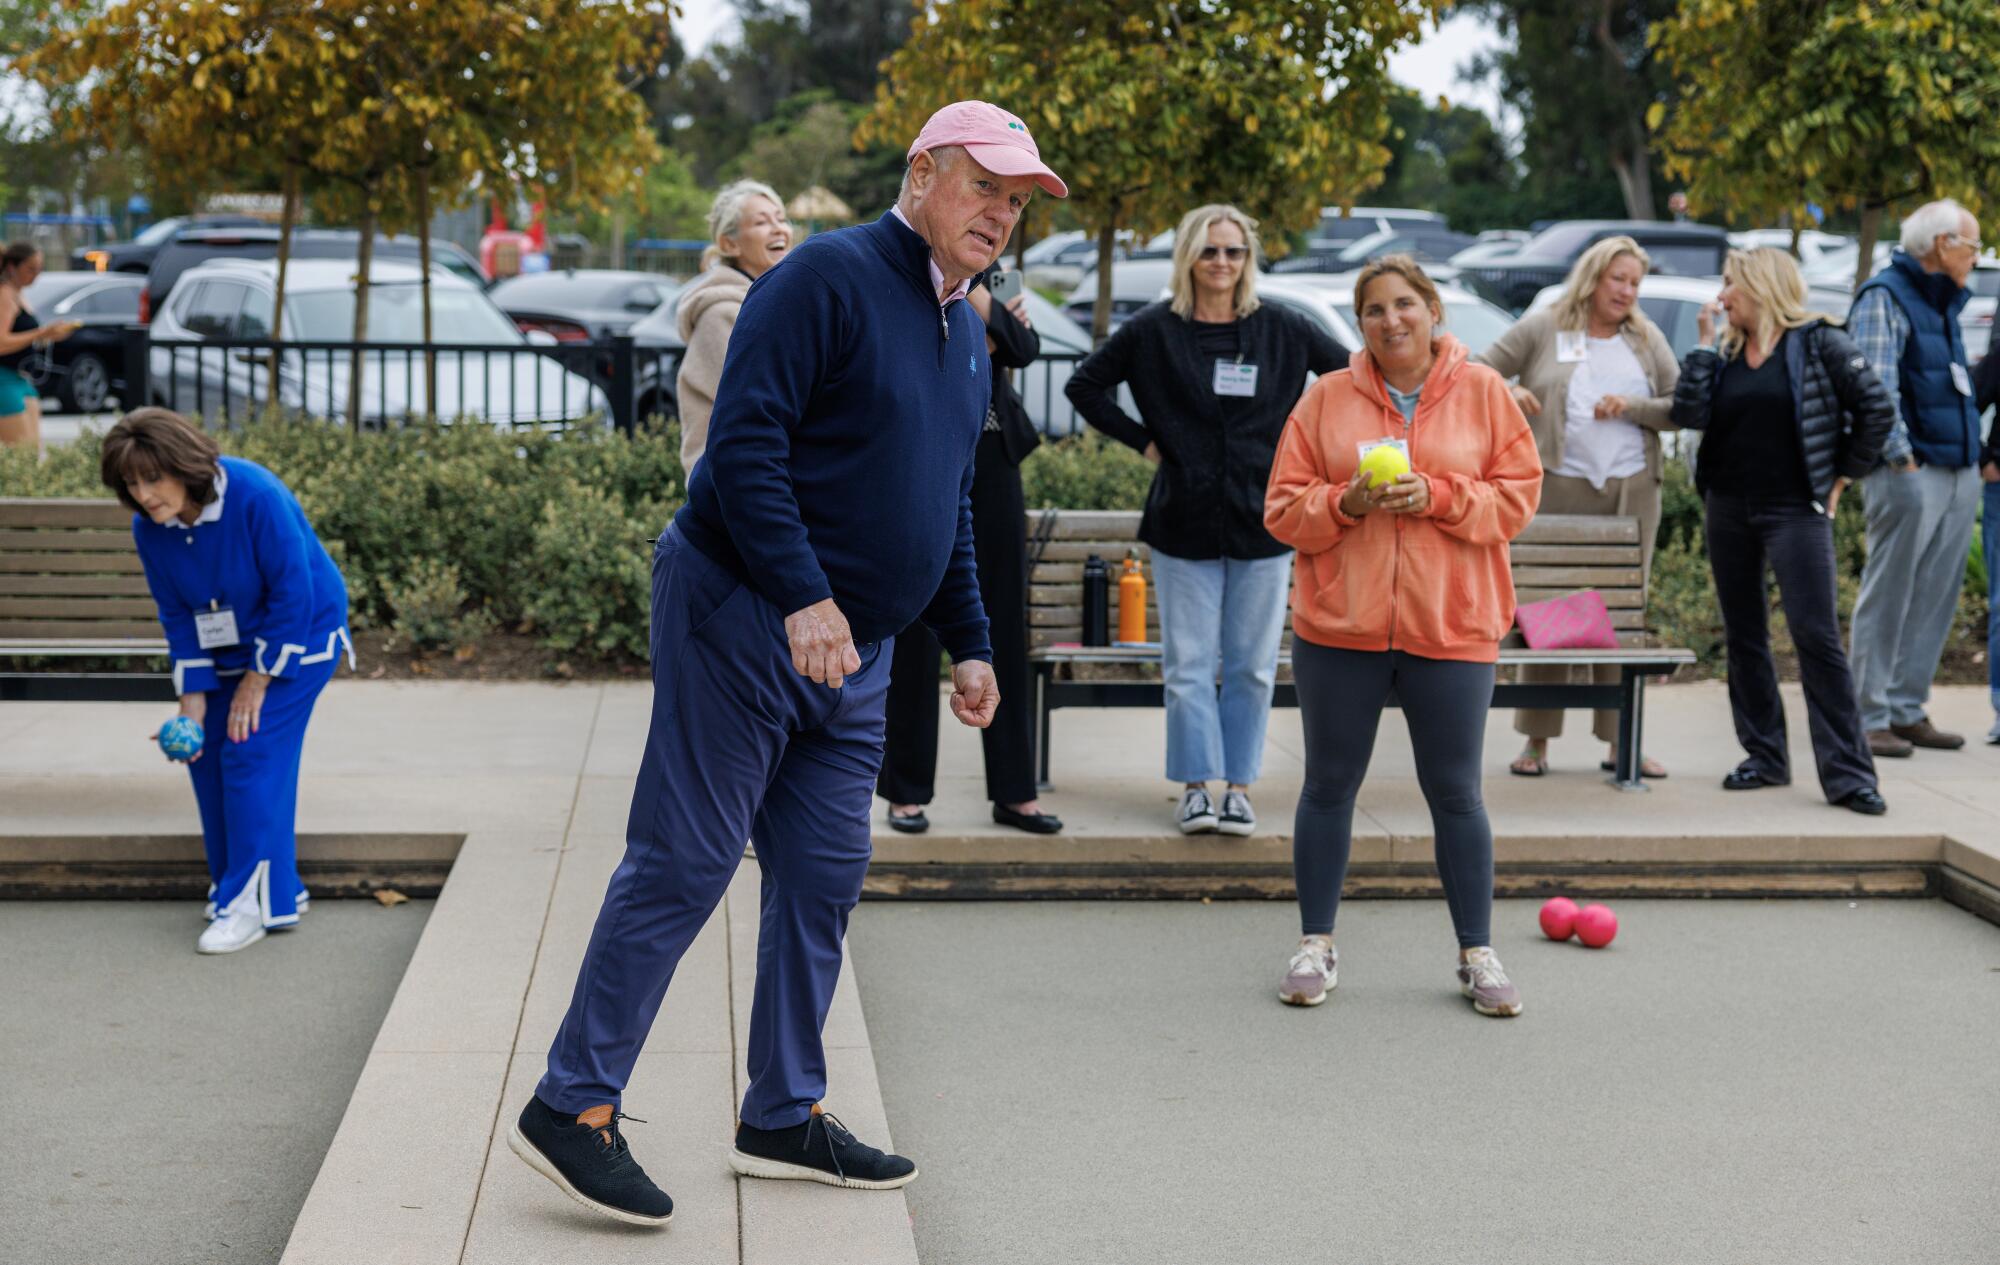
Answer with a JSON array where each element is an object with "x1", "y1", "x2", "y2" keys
[
  {"x1": 1199, "y1": 246, "x2": 1249, "y2": 262},
  {"x1": 1949, "y1": 234, "x2": 1983, "y2": 253}
]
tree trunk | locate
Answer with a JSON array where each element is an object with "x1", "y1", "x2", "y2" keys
[
  {"x1": 417, "y1": 165, "x2": 436, "y2": 420},
  {"x1": 1092, "y1": 211, "x2": 1118, "y2": 347},
  {"x1": 1607, "y1": 123, "x2": 1656, "y2": 221},
  {"x1": 1788, "y1": 218, "x2": 1804, "y2": 260},
  {"x1": 1854, "y1": 204, "x2": 1884, "y2": 295},
  {"x1": 270, "y1": 163, "x2": 300, "y2": 401},
  {"x1": 348, "y1": 197, "x2": 376, "y2": 429},
  {"x1": 611, "y1": 207, "x2": 626, "y2": 270}
]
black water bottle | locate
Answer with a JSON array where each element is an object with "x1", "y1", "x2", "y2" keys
[{"x1": 1081, "y1": 554, "x2": 1110, "y2": 646}]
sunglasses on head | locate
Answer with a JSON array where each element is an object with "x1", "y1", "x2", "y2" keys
[{"x1": 1199, "y1": 245, "x2": 1249, "y2": 262}]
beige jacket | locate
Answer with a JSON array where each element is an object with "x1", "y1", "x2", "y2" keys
[
  {"x1": 1474, "y1": 308, "x2": 1681, "y2": 483},
  {"x1": 674, "y1": 264, "x2": 753, "y2": 472}
]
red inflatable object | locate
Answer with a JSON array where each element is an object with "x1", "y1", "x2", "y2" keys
[
  {"x1": 1574, "y1": 904, "x2": 1619, "y2": 948},
  {"x1": 1538, "y1": 897, "x2": 1580, "y2": 940}
]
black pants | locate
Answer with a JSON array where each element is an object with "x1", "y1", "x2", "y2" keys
[
  {"x1": 1292, "y1": 639, "x2": 1496, "y2": 950},
  {"x1": 879, "y1": 431, "x2": 1036, "y2": 807},
  {"x1": 1703, "y1": 491, "x2": 1876, "y2": 802}
]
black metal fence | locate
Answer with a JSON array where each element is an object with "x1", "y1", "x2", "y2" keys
[{"x1": 122, "y1": 324, "x2": 1094, "y2": 437}]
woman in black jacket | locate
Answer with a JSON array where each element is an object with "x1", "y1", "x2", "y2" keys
[
  {"x1": 879, "y1": 266, "x2": 1061, "y2": 835},
  {"x1": 1672, "y1": 247, "x2": 1893, "y2": 814},
  {"x1": 1066, "y1": 204, "x2": 1346, "y2": 836}
]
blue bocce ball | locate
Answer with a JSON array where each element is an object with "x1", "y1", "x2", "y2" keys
[{"x1": 158, "y1": 715, "x2": 205, "y2": 762}]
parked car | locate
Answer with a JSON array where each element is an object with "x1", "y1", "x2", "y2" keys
[
  {"x1": 1727, "y1": 228, "x2": 1852, "y2": 267},
  {"x1": 626, "y1": 290, "x2": 689, "y2": 426},
  {"x1": 1271, "y1": 227, "x2": 1473, "y2": 276},
  {"x1": 143, "y1": 227, "x2": 488, "y2": 322},
  {"x1": 146, "y1": 258, "x2": 605, "y2": 428},
  {"x1": 1255, "y1": 272, "x2": 1516, "y2": 359},
  {"x1": 1458, "y1": 220, "x2": 1732, "y2": 313},
  {"x1": 1022, "y1": 230, "x2": 1136, "y2": 292},
  {"x1": 1801, "y1": 241, "x2": 1892, "y2": 291},
  {"x1": 1306, "y1": 206, "x2": 1449, "y2": 249},
  {"x1": 1525, "y1": 274, "x2": 1860, "y2": 362},
  {"x1": 1063, "y1": 259, "x2": 1180, "y2": 333},
  {"x1": 70, "y1": 214, "x2": 268, "y2": 274},
  {"x1": 17, "y1": 270, "x2": 144, "y2": 412},
  {"x1": 488, "y1": 270, "x2": 677, "y2": 342},
  {"x1": 1448, "y1": 231, "x2": 1535, "y2": 269}
]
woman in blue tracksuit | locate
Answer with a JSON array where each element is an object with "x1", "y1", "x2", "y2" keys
[{"x1": 101, "y1": 408, "x2": 352, "y2": 954}]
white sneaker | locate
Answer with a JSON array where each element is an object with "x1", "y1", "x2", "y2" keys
[
  {"x1": 1279, "y1": 936, "x2": 1338, "y2": 1006},
  {"x1": 1177, "y1": 787, "x2": 1219, "y2": 834},
  {"x1": 197, "y1": 905, "x2": 267, "y2": 955},
  {"x1": 209, "y1": 887, "x2": 306, "y2": 924},
  {"x1": 1216, "y1": 791, "x2": 1256, "y2": 837},
  {"x1": 1987, "y1": 716, "x2": 2000, "y2": 745}
]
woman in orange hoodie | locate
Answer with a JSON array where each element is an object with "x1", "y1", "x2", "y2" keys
[{"x1": 1264, "y1": 256, "x2": 1542, "y2": 1017}]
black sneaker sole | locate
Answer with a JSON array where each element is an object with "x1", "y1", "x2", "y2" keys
[
  {"x1": 507, "y1": 1123, "x2": 673, "y2": 1227},
  {"x1": 727, "y1": 1147, "x2": 917, "y2": 1190}
]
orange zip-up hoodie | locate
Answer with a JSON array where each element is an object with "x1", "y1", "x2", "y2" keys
[{"x1": 1263, "y1": 333, "x2": 1542, "y2": 664}]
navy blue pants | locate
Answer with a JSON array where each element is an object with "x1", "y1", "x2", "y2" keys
[{"x1": 539, "y1": 527, "x2": 892, "y2": 1130}]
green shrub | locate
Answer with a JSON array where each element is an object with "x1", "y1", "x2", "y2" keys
[
  {"x1": 1020, "y1": 432, "x2": 1153, "y2": 511},
  {"x1": 382, "y1": 558, "x2": 495, "y2": 654},
  {"x1": 523, "y1": 481, "x2": 660, "y2": 661}
]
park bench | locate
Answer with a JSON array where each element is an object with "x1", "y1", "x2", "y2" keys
[
  {"x1": 1024, "y1": 510, "x2": 1695, "y2": 792},
  {"x1": 0, "y1": 498, "x2": 174, "y2": 702}
]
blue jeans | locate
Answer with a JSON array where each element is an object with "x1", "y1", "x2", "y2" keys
[
  {"x1": 1985, "y1": 480, "x2": 2000, "y2": 718},
  {"x1": 1151, "y1": 550, "x2": 1292, "y2": 785}
]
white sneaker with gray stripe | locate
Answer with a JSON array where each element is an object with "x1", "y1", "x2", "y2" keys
[
  {"x1": 1176, "y1": 787, "x2": 1218, "y2": 834},
  {"x1": 1217, "y1": 790, "x2": 1256, "y2": 836}
]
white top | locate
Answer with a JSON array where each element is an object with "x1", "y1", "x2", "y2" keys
[{"x1": 1554, "y1": 334, "x2": 1650, "y2": 489}]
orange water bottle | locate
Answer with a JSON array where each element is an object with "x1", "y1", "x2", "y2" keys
[{"x1": 1118, "y1": 549, "x2": 1148, "y2": 644}]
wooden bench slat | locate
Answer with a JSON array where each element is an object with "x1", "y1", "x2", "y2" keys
[
  {"x1": 0, "y1": 597, "x2": 161, "y2": 620},
  {"x1": 0, "y1": 574, "x2": 154, "y2": 597},
  {"x1": 1510, "y1": 566, "x2": 1642, "y2": 589},
  {"x1": 0, "y1": 499, "x2": 134, "y2": 529},
  {"x1": 0, "y1": 528, "x2": 136, "y2": 552},
  {"x1": 1513, "y1": 515, "x2": 1638, "y2": 545},
  {"x1": 1514, "y1": 588, "x2": 1642, "y2": 609},
  {"x1": 0, "y1": 553, "x2": 146, "y2": 574},
  {"x1": 1030, "y1": 541, "x2": 1154, "y2": 565},
  {"x1": 0, "y1": 620, "x2": 165, "y2": 639},
  {"x1": 1507, "y1": 544, "x2": 1642, "y2": 566}
]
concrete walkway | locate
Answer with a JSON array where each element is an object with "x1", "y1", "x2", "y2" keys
[{"x1": 4, "y1": 678, "x2": 1998, "y2": 1261}]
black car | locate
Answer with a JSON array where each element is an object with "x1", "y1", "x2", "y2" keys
[
  {"x1": 1457, "y1": 220, "x2": 1732, "y2": 313},
  {"x1": 143, "y1": 228, "x2": 489, "y2": 322},
  {"x1": 71, "y1": 215, "x2": 269, "y2": 275},
  {"x1": 17, "y1": 271, "x2": 144, "y2": 412},
  {"x1": 487, "y1": 270, "x2": 677, "y2": 343}
]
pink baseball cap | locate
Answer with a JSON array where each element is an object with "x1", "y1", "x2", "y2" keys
[{"x1": 908, "y1": 101, "x2": 1068, "y2": 199}]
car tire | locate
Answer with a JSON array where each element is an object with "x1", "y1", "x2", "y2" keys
[{"x1": 61, "y1": 352, "x2": 111, "y2": 414}]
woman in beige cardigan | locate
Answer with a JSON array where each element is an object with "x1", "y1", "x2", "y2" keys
[
  {"x1": 676, "y1": 180, "x2": 791, "y2": 472},
  {"x1": 1475, "y1": 235, "x2": 1680, "y2": 779}
]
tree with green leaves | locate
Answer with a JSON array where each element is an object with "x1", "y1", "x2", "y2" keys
[
  {"x1": 1652, "y1": 0, "x2": 2000, "y2": 291},
  {"x1": 1461, "y1": 0, "x2": 1678, "y2": 222},
  {"x1": 861, "y1": 0, "x2": 1442, "y2": 341}
]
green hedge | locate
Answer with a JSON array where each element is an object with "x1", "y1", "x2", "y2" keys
[
  {"x1": 3, "y1": 419, "x2": 683, "y2": 663},
  {"x1": 7, "y1": 425, "x2": 1985, "y2": 675}
]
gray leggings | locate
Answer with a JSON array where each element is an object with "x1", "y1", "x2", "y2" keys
[{"x1": 1292, "y1": 639, "x2": 1496, "y2": 949}]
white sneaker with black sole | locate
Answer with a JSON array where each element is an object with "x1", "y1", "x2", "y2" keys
[
  {"x1": 1177, "y1": 787, "x2": 1219, "y2": 834},
  {"x1": 1217, "y1": 790, "x2": 1256, "y2": 836}
]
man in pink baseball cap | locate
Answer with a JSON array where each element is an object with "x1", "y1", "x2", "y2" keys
[{"x1": 896, "y1": 100, "x2": 1068, "y2": 301}]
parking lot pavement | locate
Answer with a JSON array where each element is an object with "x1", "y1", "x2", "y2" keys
[{"x1": 854, "y1": 897, "x2": 2000, "y2": 1265}]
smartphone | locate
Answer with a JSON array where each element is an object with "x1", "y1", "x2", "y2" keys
[{"x1": 987, "y1": 268, "x2": 1023, "y2": 305}]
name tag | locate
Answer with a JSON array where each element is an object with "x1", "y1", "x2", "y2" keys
[
  {"x1": 1950, "y1": 362, "x2": 1973, "y2": 396},
  {"x1": 194, "y1": 606, "x2": 240, "y2": 650},
  {"x1": 1555, "y1": 330, "x2": 1589, "y2": 363},
  {"x1": 1213, "y1": 361, "x2": 1259, "y2": 397}
]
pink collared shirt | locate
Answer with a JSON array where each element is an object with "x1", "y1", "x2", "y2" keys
[{"x1": 891, "y1": 205, "x2": 972, "y2": 306}]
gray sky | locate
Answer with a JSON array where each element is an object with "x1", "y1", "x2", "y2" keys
[{"x1": 671, "y1": 3, "x2": 1509, "y2": 125}]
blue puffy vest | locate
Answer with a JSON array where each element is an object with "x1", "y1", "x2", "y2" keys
[{"x1": 1853, "y1": 252, "x2": 1979, "y2": 468}]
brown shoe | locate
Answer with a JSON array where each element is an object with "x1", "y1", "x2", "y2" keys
[
  {"x1": 1890, "y1": 719, "x2": 1965, "y2": 750},
  {"x1": 1867, "y1": 728, "x2": 1914, "y2": 758}
]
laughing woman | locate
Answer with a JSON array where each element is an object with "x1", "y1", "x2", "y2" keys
[{"x1": 103, "y1": 408, "x2": 353, "y2": 954}]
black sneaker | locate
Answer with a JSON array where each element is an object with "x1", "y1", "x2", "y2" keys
[
  {"x1": 508, "y1": 1096, "x2": 674, "y2": 1227},
  {"x1": 728, "y1": 1106, "x2": 917, "y2": 1190}
]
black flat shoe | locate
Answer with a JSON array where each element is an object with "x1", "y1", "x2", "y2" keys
[
  {"x1": 886, "y1": 809, "x2": 929, "y2": 834},
  {"x1": 1839, "y1": 787, "x2": 1887, "y2": 816},
  {"x1": 992, "y1": 803, "x2": 1063, "y2": 834},
  {"x1": 1722, "y1": 765, "x2": 1787, "y2": 791}
]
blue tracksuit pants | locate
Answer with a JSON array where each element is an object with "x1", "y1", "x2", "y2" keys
[
  {"x1": 539, "y1": 526, "x2": 894, "y2": 1130},
  {"x1": 188, "y1": 655, "x2": 336, "y2": 927}
]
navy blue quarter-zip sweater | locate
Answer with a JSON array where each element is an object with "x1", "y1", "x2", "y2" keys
[{"x1": 675, "y1": 210, "x2": 992, "y2": 661}]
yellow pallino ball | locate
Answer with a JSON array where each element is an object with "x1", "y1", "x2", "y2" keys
[{"x1": 1357, "y1": 445, "x2": 1412, "y2": 489}]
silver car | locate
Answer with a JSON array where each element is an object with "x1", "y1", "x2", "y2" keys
[{"x1": 148, "y1": 257, "x2": 607, "y2": 427}]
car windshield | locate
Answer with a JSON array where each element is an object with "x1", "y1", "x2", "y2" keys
[
  {"x1": 1513, "y1": 224, "x2": 1600, "y2": 261},
  {"x1": 491, "y1": 274, "x2": 663, "y2": 308},
  {"x1": 289, "y1": 283, "x2": 524, "y2": 344},
  {"x1": 133, "y1": 219, "x2": 184, "y2": 246},
  {"x1": 1440, "y1": 299, "x2": 1511, "y2": 355}
]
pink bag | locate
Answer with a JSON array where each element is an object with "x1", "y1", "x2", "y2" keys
[{"x1": 1514, "y1": 589, "x2": 1619, "y2": 650}]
